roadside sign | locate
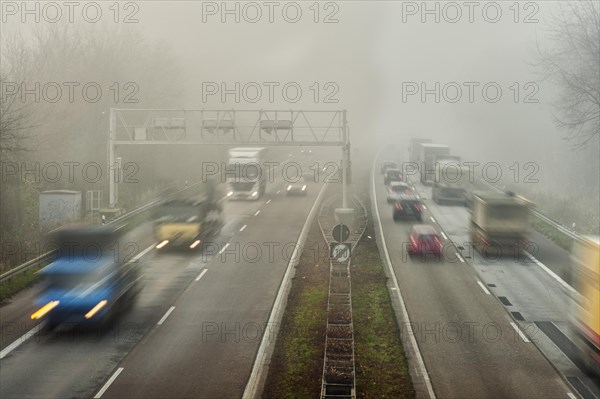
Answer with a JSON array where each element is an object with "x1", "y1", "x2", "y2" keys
[
  {"x1": 330, "y1": 243, "x2": 351, "y2": 262},
  {"x1": 332, "y1": 223, "x2": 350, "y2": 243}
]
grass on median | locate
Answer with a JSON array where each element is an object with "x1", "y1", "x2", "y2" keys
[
  {"x1": 351, "y1": 214, "x2": 415, "y2": 398},
  {"x1": 262, "y1": 219, "x2": 330, "y2": 398}
]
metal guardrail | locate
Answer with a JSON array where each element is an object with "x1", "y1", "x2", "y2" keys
[
  {"x1": 473, "y1": 177, "x2": 583, "y2": 244},
  {"x1": 0, "y1": 183, "x2": 204, "y2": 284}
]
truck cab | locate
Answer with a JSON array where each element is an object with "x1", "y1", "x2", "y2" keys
[{"x1": 226, "y1": 147, "x2": 267, "y2": 200}]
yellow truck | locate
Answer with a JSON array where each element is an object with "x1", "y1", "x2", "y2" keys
[
  {"x1": 570, "y1": 235, "x2": 600, "y2": 377},
  {"x1": 154, "y1": 181, "x2": 223, "y2": 250}
]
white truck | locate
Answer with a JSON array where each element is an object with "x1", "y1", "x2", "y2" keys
[
  {"x1": 470, "y1": 191, "x2": 533, "y2": 256},
  {"x1": 226, "y1": 147, "x2": 267, "y2": 200},
  {"x1": 418, "y1": 143, "x2": 450, "y2": 184},
  {"x1": 432, "y1": 159, "x2": 470, "y2": 205}
]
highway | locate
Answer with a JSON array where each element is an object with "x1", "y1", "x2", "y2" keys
[
  {"x1": 373, "y1": 151, "x2": 592, "y2": 398},
  {"x1": 372, "y1": 150, "x2": 592, "y2": 399},
  {"x1": 0, "y1": 149, "x2": 329, "y2": 399}
]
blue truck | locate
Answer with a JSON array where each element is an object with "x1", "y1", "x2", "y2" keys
[{"x1": 31, "y1": 224, "x2": 142, "y2": 329}]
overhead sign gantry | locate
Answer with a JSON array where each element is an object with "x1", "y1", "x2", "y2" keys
[{"x1": 108, "y1": 108, "x2": 351, "y2": 207}]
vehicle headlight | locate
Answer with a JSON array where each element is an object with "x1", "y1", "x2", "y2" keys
[
  {"x1": 252, "y1": 191, "x2": 258, "y2": 197},
  {"x1": 302, "y1": 185, "x2": 306, "y2": 191},
  {"x1": 287, "y1": 185, "x2": 292, "y2": 191},
  {"x1": 227, "y1": 191, "x2": 233, "y2": 197}
]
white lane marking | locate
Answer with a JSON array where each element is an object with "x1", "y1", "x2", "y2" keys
[
  {"x1": 524, "y1": 251, "x2": 576, "y2": 295},
  {"x1": 195, "y1": 269, "x2": 208, "y2": 282},
  {"x1": 266, "y1": 199, "x2": 271, "y2": 204},
  {"x1": 94, "y1": 367, "x2": 124, "y2": 398},
  {"x1": 0, "y1": 324, "x2": 42, "y2": 360},
  {"x1": 477, "y1": 280, "x2": 491, "y2": 295},
  {"x1": 239, "y1": 224, "x2": 247, "y2": 232},
  {"x1": 422, "y1": 204, "x2": 427, "y2": 210},
  {"x1": 567, "y1": 393, "x2": 577, "y2": 399},
  {"x1": 440, "y1": 232, "x2": 448, "y2": 240},
  {"x1": 132, "y1": 244, "x2": 154, "y2": 261},
  {"x1": 254, "y1": 210, "x2": 260, "y2": 216},
  {"x1": 157, "y1": 306, "x2": 176, "y2": 326},
  {"x1": 456, "y1": 252, "x2": 465, "y2": 263},
  {"x1": 219, "y1": 243, "x2": 230, "y2": 254},
  {"x1": 276, "y1": 190, "x2": 281, "y2": 194},
  {"x1": 510, "y1": 321, "x2": 530, "y2": 343},
  {"x1": 429, "y1": 216, "x2": 436, "y2": 223},
  {"x1": 370, "y1": 151, "x2": 437, "y2": 399}
]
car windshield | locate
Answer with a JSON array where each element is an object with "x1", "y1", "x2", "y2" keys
[
  {"x1": 391, "y1": 184, "x2": 408, "y2": 192},
  {"x1": 418, "y1": 234, "x2": 438, "y2": 243}
]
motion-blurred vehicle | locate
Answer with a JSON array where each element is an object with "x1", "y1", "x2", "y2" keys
[
  {"x1": 392, "y1": 193, "x2": 423, "y2": 222},
  {"x1": 569, "y1": 235, "x2": 600, "y2": 377},
  {"x1": 286, "y1": 177, "x2": 308, "y2": 196},
  {"x1": 432, "y1": 160, "x2": 470, "y2": 206},
  {"x1": 226, "y1": 147, "x2": 267, "y2": 200},
  {"x1": 470, "y1": 191, "x2": 532, "y2": 256},
  {"x1": 408, "y1": 224, "x2": 443, "y2": 256},
  {"x1": 380, "y1": 160, "x2": 398, "y2": 174},
  {"x1": 154, "y1": 180, "x2": 223, "y2": 250},
  {"x1": 31, "y1": 224, "x2": 142, "y2": 329},
  {"x1": 383, "y1": 168, "x2": 403, "y2": 185},
  {"x1": 386, "y1": 181, "x2": 411, "y2": 203}
]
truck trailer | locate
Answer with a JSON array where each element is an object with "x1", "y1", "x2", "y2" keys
[
  {"x1": 408, "y1": 138, "x2": 432, "y2": 164},
  {"x1": 226, "y1": 147, "x2": 267, "y2": 200},
  {"x1": 432, "y1": 160, "x2": 470, "y2": 205},
  {"x1": 418, "y1": 143, "x2": 450, "y2": 184},
  {"x1": 469, "y1": 191, "x2": 533, "y2": 256},
  {"x1": 569, "y1": 236, "x2": 600, "y2": 377}
]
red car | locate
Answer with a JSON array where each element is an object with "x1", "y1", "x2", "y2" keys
[{"x1": 408, "y1": 224, "x2": 443, "y2": 256}]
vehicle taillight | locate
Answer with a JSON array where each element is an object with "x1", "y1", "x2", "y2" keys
[
  {"x1": 395, "y1": 203, "x2": 403, "y2": 210},
  {"x1": 410, "y1": 236, "x2": 417, "y2": 246},
  {"x1": 414, "y1": 204, "x2": 422, "y2": 211}
]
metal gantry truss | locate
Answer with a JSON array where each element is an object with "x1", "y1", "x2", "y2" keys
[{"x1": 108, "y1": 108, "x2": 351, "y2": 207}]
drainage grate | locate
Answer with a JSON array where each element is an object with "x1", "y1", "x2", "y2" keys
[
  {"x1": 511, "y1": 312, "x2": 525, "y2": 321},
  {"x1": 498, "y1": 296, "x2": 512, "y2": 306}
]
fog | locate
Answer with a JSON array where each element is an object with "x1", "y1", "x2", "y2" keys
[{"x1": 1, "y1": 1, "x2": 598, "y2": 236}]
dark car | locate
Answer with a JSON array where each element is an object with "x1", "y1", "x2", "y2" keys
[
  {"x1": 408, "y1": 224, "x2": 443, "y2": 256},
  {"x1": 380, "y1": 161, "x2": 398, "y2": 174},
  {"x1": 384, "y1": 168, "x2": 403, "y2": 185},
  {"x1": 392, "y1": 194, "x2": 423, "y2": 221},
  {"x1": 386, "y1": 181, "x2": 412, "y2": 203}
]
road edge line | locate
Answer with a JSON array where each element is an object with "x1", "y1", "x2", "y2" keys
[
  {"x1": 371, "y1": 150, "x2": 436, "y2": 399},
  {"x1": 242, "y1": 182, "x2": 329, "y2": 399}
]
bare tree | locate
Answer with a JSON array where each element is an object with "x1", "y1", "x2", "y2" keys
[{"x1": 535, "y1": 1, "x2": 600, "y2": 148}]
